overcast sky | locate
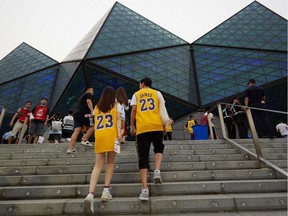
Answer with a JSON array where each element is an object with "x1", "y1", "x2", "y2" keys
[{"x1": 0, "y1": 0, "x2": 287, "y2": 62}]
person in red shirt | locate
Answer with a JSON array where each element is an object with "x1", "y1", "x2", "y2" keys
[
  {"x1": 8, "y1": 101, "x2": 32, "y2": 144},
  {"x1": 28, "y1": 98, "x2": 49, "y2": 144}
]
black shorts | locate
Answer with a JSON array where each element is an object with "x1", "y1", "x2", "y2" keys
[
  {"x1": 73, "y1": 114, "x2": 92, "y2": 128},
  {"x1": 136, "y1": 131, "x2": 164, "y2": 170}
]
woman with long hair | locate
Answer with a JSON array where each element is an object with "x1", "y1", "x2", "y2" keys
[
  {"x1": 116, "y1": 87, "x2": 129, "y2": 142},
  {"x1": 84, "y1": 86, "x2": 123, "y2": 216}
]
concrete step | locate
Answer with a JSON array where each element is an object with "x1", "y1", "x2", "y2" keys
[
  {"x1": 0, "y1": 161, "x2": 264, "y2": 176},
  {"x1": 0, "y1": 154, "x2": 251, "y2": 167},
  {"x1": 0, "y1": 139, "x2": 286, "y2": 215},
  {"x1": 0, "y1": 148, "x2": 242, "y2": 156},
  {"x1": 0, "y1": 153, "x2": 252, "y2": 163},
  {"x1": 0, "y1": 169, "x2": 278, "y2": 187},
  {"x1": 263, "y1": 154, "x2": 287, "y2": 160},
  {"x1": 1, "y1": 179, "x2": 286, "y2": 200},
  {"x1": 0, "y1": 193, "x2": 286, "y2": 216},
  {"x1": 0, "y1": 142, "x2": 237, "y2": 151},
  {"x1": 234, "y1": 138, "x2": 287, "y2": 144},
  {"x1": 240, "y1": 143, "x2": 287, "y2": 149}
]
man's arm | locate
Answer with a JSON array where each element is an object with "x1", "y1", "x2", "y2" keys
[
  {"x1": 130, "y1": 105, "x2": 136, "y2": 136},
  {"x1": 9, "y1": 112, "x2": 19, "y2": 127},
  {"x1": 86, "y1": 99, "x2": 94, "y2": 114},
  {"x1": 244, "y1": 97, "x2": 249, "y2": 107},
  {"x1": 44, "y1": 108, "x2": 49, "y2": 126}
]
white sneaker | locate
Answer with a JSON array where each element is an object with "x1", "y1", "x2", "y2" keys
[
  {"x1": 101, "y1": 190, "x2": 112, "y2": 202},
  {"x1": 139, "y1": 190, "x2": 149, "y2": 201},
  {"x1": 81, "y1": 140, "x2": 93, "y2": 147},
  {"x1": 153, "y1": 170, "x2": 162, "y2": 184},
  {"x1": 66, "y1": 148, "x2": 77, "y2": 154},
  {"x1": 83, "y1": 193, "x2": 94, "y2": 216}
]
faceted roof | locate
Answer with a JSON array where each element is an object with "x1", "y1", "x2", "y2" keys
[
  {"x1": 0, "y1": 42, "x2": 58, "y2": 84},
  {"x1": 63, "y1": 2, "x2": 188, "y2": 62},
  {"x1": 194, "y1": 1, "x2": 287, "y2": 51}
]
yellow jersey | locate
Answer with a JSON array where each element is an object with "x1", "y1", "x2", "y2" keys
[
  {"x1": 187, "y1": 119, "x2": 196, "y2": 134},
  {"x1": 135, "y1": 88, "x2": 163, "y2": 135},
  {"x1": 94, "y1": 104, "x2": 117, "y2": 153}
]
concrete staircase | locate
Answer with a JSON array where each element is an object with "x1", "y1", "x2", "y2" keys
[{"x1": 0, "y1": 138, "x2": 287, "y2": 216}]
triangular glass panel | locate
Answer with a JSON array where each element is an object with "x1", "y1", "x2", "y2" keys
[{"x1": 86, "y1": 2, "x2": 188, "y2": 59}]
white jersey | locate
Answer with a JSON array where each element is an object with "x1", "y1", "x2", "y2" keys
[{"x1": 276, "y1": 123, "x2": 288, "y2": 136}]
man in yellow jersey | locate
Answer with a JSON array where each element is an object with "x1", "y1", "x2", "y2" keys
[
  {"x1": 164, "y1": 117, "x2": 174, "y2": 140},
  {"x1": 184, "y1": 116, "x2": 197, "y2": 140},
  {"x1": 130, "y1": 77, "x2": 166, "y2": 201}
]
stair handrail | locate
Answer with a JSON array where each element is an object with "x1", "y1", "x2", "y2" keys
[
  {"x1": 217, "y1": 102, "x2": 288, "y2": 177},
  {"x1": 0, "y1": 106, "x2": 6, "y2": 129}
]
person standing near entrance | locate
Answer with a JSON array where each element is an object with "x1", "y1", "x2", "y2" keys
[
  {"x1": 276, "y1": 121, "x2": 288, "y2": 138},
  {"x1": 184, "y1": 116, "x2": 197, "y2": 140},
  {"x1": 230, "y1": 97, "x2": 248, "y2": 138},
  {"x1": 244, "y1": 79, "x2": 274, "y2": 139},
  {"x1": 67, "y1": 87, "x2": 95, "y2": 153},
  {"x1": 130, "y1": 77, "x2": 168, "y2": 201},
  {"x1": 222, "y1": 104, "x2": 236, "y2": 139},
  {"x1": 164, "y1": 117, "x2": 174, "y2": 140},
  {"x1": 28, "y1": 98, "x2": 49, "y2": 144},
  {"x1": 62, "y1": 110, "x2": 74, "y2": 142}
]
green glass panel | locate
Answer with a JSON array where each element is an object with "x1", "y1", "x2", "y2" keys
[
  {"x1": 0, "y1": 67, "x2": 57, "y2": 114},
  {"x1": 83, "y1": 66, "x2": 194, "y2": 122},
  {"x1": 193, "y1": 45, "x2": 287, "y2": 105},
  {"x1": 194, "y1": 2, "x2": 287, "y2": 51},
  {"x1": 92, "y1": 46, "x2": 198, "y2": 105},
  {"x1": 0, "y1": 43, "x2": 58, "y2": 84},
  {"x1": 52, "y1": 67, "x2": 86, "y2": 115},
  {"x1": 50, "y1": 62, "x2": 80, "y2": 111}
]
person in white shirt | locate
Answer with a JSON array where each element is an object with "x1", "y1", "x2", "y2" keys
[
  {"x1": 2, "y1": 131, "x2": 13, "y2": 144},
  {"x1": 203, "y1": 106, "x2": 217, "y2": 139},
  {"x1": 276, "y1": 121, "x2": 288, "y2": 138},
  {"x1": 116, "y1": 87, "x2": 129, "y2": 143},
  {"x1": 62, "y1": 110, "x2": 74, "y2": 142}
]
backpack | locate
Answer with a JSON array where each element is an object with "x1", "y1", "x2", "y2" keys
[
  {"x1": 201, "y1": 114, "x2": 209, "y2": 125},
  {"x1": 63, "y1": 118, "x2": 74, "y2": 131},
  {"x1": 52, "y1": 120, "x2": 62, "y2": 131}
]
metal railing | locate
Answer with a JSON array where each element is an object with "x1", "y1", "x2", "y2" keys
[
  {"x1": 0, "y1": 107, "x2": 6, "y2": 129},
  {"x1": 217, "y1": 102, "x2": 288, "y2": 177}
]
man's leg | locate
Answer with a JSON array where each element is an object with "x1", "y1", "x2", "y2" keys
[
  {"x1": 251, "y1": 109, "x2": 263, "y2": 138},
  {"x1": 82, "y1": 126, "x2": 94, "y2": 141},
  {"x1": 137, "y1": 133, "x2": 151, "y2": 201},
  {"x1": 153, "y1": 131, "x2": 165, "y2": 183},
  {"x1": 27, "y1": 135, "x2": 34, "y2": 144},
  {"x1": 140, "y1": 168, "x2": 148, "y2": 189},
  {"x1": 69, "y1": 127, "x2": 82, "y2": 150},
  {"x1": 33, "y1": 135, "x2": 39, "y2": 144},
  {"x1": 155, "y1": 153, "x2": 163, "y2": 171}
]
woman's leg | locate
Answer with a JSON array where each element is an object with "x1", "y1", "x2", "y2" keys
[
  {"x1": 88, "y1": 153, "x2": 105, "y2": 193},
  {"x1": 104, "y1": 151, "x2": 116, "y2": 186}
]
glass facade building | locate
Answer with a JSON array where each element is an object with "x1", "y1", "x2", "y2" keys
[{"x1": 0, "y1": 1, "x2": 287, "y2": 134}]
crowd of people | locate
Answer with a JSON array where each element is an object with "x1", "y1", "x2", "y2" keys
[
  {"x1": 181, "y1": 79, "x2": 287, "y2": 140},
  {"x1": 0, "y1": 77, "x2": 287, "y2": 216}
]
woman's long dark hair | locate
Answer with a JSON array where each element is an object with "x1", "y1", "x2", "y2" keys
[
  {"x1": 97, "y1": 86, "x2": 116, "y2": 113},
  {"x1": 116, "y1": 87, "x2": 128, "y2": 107}
]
